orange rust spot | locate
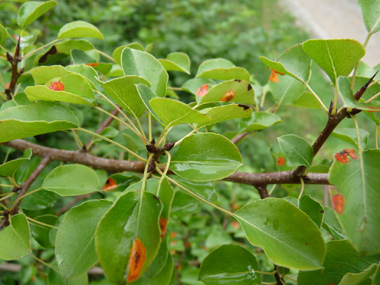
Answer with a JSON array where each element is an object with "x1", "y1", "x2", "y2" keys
[
  {"x1": 159, "y1": 217, "x2": 167, "y2": 239},
  {"x1": 331, "y1": 194, "x2": 345, "y2": 214},
  {"x1": 169, "y1": 232, "x2": 177, "y2": 238},
  {"x1": 220, "y1": 89, "x2": 235, "y2": 102},
  {"x1": 277, "y1": 157, "x2": 286, "y2": 166},
  {"x1": 5, "y1": 82, "x2": 10, "y2": 89},
  {"x1": 269, "y1": 71, "x2": 280, "y2": 82},
  {"x1": 170, "y1": 240, "x2": 177, "y2": 246},
  {"x1": 231, "y1": 221, "x2": 239, "y2": 229},
  {"x1": 86, "y1": 62, "x2": 100, "y2": 67},
  {"x1": 185, "y1": 241, "x2": 191, "y2": 248},
  {"x1": 335, "y1": 149, "x2": 358, "y2": 164},
  {"x1": 127, "y1": 238, "x2": 146, "y2": 283},
  {"x1": 103, "y1": 178, "x2": 118, "y2": 191},
  {"x1": 48, "y1": 80, "x2": 65, "y2": 91},
  {"x1": 231, "y1": 203, "x2": 240, "y2": 211},
  {"x1": 196, "y1": 84, "x2": 209, "y2": 97}
]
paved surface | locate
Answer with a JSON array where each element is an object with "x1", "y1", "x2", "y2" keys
[{"x1": 280, "y1": 0, "x2": 380, "y2": 65}]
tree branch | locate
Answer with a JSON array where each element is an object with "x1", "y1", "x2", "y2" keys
[
  {"x1": 5, "y1": 37, "x2": 22, "y2": 100},
  {"x1": 2, "y1": 139, "x2": 330, "y2": 187}
]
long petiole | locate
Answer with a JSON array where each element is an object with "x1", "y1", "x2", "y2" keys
[
  {"x1": 0, "y1": 192, "x2": 15, "y2": 202},
  {"x1": 364, "y1": 91, "x2": 380, "y2": 103},
  {"x1": 174, "y1": 128, "x2": 197, "y2": 147},
  {"x1": 16, "y1": 188, "x2": 43, "y2": 201},
  {"x1": 163, "y1": 172, "x2": 233, "y2": 216},
  {"x1": 94, "y1": 49, "x2": 115, "y2": 62},
  {"x1": 29, "y1": 253, "x2": 57, "y2": 272},
  {"x1": 156, "y1": 151, "x2": 171, "y2": 197},
  {"x1": 304, "y1": 83, "x2": 329, "y2": 114},
  {"x1": 351, "y1": 114, "x2": 363, "y2": 153},
  {"x1": 376, "y1": 125, "x2": 379, "y2": 149},
  {"x1": 26, "y1": 216, "x2": 58, "y2": 229},
  {"x1": 95, "y1": 90, "x2": 148, "y2": 143},
  {"x1": 351, "y1": 32, "x2": 373, "y2": 90},
  {"x1": 297, "y1": 178, "x2": 305, "y2": 208},
  {"x1": 22, "y1": 39, "x2": 60, "y2": 59},
  {"x1": 76, "y1": 127, "x2": 146, "y2": 161},
  {"x1": 148, "y1": 113, "x2": 152, "y2": 142}
]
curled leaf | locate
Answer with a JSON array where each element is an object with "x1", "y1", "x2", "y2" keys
[
  {"x1": 48, "y1": 80, "x2": 65, "y2": 91},
  {"x1": 331, "y1": 194, "x2": 345, "y2": 214},
  {"x1": 127, "y1": 238, "x2": 146, "y2": 283},
  {"x1": 103, "y1": 178, "x2": 118, "y2": 191},
  {"x1": 220, "y1": 89, "x2": 235, "y2": 102},
  {"x1": 196, "y1": 83, "x2": 209, "y2": 97}
]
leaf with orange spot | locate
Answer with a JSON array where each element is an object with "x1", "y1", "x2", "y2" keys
[
  {"x1": 334, "y1": 152, "x2": 349, "y2": 164},
  {"x1": 48, "y1": 80, "x2": 65, "y2": 91},
  {"x1": 86, "y1": 62, "x2": 100, "y2": 67},
  {"x1": 196, "y1": 83, "x2": 209, "y2": 97},
  {"x1": 344, "y1": 149, "x2": 358, "y2": 160},
  {"x1": 277, "y1": 157, "x2": 286, "y2": 166},
  {"x1": 103, "y1": 178, "x2": 118, "y2": 191},
  {"x1": 231, "y1": 221, "x2": 239, "y2": 229},
  {"x1": 220, "y1": 89, "x2": 235, "y2": 102},
  {"x1": 269, "y1": 70, "x2": 280, "y2": 82},
  {"x1": 127, "y1": 238, "x2": 146, "y2": 283},
  {"x1": 331, "y1": 194, "x2": 345, "y2": 214},
  {"x1": 159, "y1": 217, "x2": 168, "y2": 239}
]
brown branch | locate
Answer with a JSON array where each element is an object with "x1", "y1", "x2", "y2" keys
[
  {"x1": 231, "y1": 132, "x2": 249, "y2": 144},
  {"x1": 274, "y1": 265, "x2": 285, "y2": 285},
  {"x1": 5, "y1": 37, "x2": 22, "y2": 100},
  {"x1": 84, "y1": 107, "x2": 120, "y2": 151},
  {"x1": 3, "y1": 139, "x2": 330, "y2": 187},
  {"x1": 0, "y1": 156, "x2": 51, "y2": 229},
  {"x1": 56, "y1": 194, "x2": 91, "y2": 216}
]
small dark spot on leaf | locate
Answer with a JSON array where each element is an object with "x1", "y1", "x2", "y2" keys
[
  {"x1": 153, "y1": 194, "x2": 160, "y2": 201},
  {"x1": 238, "y1": 104, "x2": 250, "y2": 110},
  {"x1": 234, "y1": 79, "x2": 241, "y2": 82},
  {"x1": 320, "y1": 210, "x2": 325, "y2": 214},
  {"x1": 247, "y1": 84, "x2": 252, "y2": 91},
  {"x1": 305, "y1": 242, "x2": 308, "y2": 246}
]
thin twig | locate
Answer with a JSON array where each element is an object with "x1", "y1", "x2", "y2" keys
[{"x1": 0, "y1": 156, "x2": 51, "y2": 229}]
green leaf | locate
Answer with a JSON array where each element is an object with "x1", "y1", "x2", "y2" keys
[
  {"x1": 47, "y1": 269, "x2": 88, "y2": 285},
  {"x1": 197, "y1": 104, "x2": 253, "y2": 128},
  {"x1": 182, "y1": 78, "x2": 215, "y2": 96},
  {"x1": 234, "y1": 198, "x2": 326, "y2": 270},
  {"x1": 31, "y1": 214, "x2": 58, "y2": 248},
  {"x1": 134, "y1": 253, "x2": 174, "y2": 285},
  {"x1": 135, "y1": 84, "x2": 161, "y2": 123},
  {"x1": 298, "y1": 240, "x2": 379, "y2": 285},
  {"x1": 159, "y1": 52, "x2": 191, "y2": 74},
  {"x1": 269, "y1": 73, "x2": 306, "y2": 105},
  {"x1": 171, "y1": 133, "x2": 243, "y2": 181},
  {"x1": 199, "y1": 244, "x2": 261, "y2": 285},
  {"x1": 196, "y1": 58, "x2": 250, "y2": 82},
  {"x1": 17, "y1": 1, "x2": 57, "y2": 29},
  {"x1": 42, "y1": 164, "x2": 101, "y2": 196},
  {"x1": 97, "y1": 76, "x2": 150, "y2": 118},
  {"x1": 0, "y1": 148, "x2": 32, "y2": 177},
  {"x1": 55, "y1": 200, "x2": 112, "y2": 278},
  {"x1": 200, "y1": 79, "x2": 255, "y2": 105},
  {"x1": 30, "y1": 65, "x2": 70, "y2": 85},
  {"x1": 56, "y1": 39, "x2": 94, "y2": 55},
  {"x1": 338, "y1": 76, "x2": 380, "y2": 112},
  {"x1": 299, "y1": 195, "x2": 324, "y2": 228},
  {"x1": 122, "y1": 47, "x2": 168, "y2": 97},
  {"x1": 332, "y1": 128, "x2": 369, "y2": 147},
  {"x1": 260, "y1": 43, "x2": 311, "y2": 82},
  {"x1": 0, "y1": 24, "x2": 8, "y2": 47},
  {"x1": 278, "y1": 134, "x2": 313, "y2": 167},
  {"x1": 65, "y1": 64, "x2": 99, "y2": 89},
  {"x1": 173, "y1": 177, "x2": 218, "y2": 203},
  {"x1": 58, "y1": 21, "x2": 104, "y2": 40},
  {"x1": 239, "y1": 111, "x2": 282, "y2": 132},
  {"x1": 358, "y1": 0, "x2": 380, "y2": 34},
  {"x1": 149, "y1": 98, "x2": 210, "y2": 126},
  {"x1": 339, "y1": 263, "x2": 377, "y2": 285},
  {"x1": 0, "y1": 214, "x2": 30, "y2": 260},
  {"x1": 95, "y1": 191, "x2": 163, "y2": 283},
  {"x1": 92, "y1": 127, "x2": 118, "y2": 144},
  {"x1": 0, "y1": 102, "x2": 79, "y2": 143},
  {"x1": 25, "y1": 73, "x2": 96, "y2": 106},
  {"x1": 302, "y1": 39, "x2": 365, "y2": 83},
  {"x1": 113, "y1": 43, "x2": 145, "y2": 64},
  {"x1": 322, "y1": 207, "x2": 347, "y2": 240},
  {"x1": 329, "y1": 149, "x2": 380, "y2": 256}
]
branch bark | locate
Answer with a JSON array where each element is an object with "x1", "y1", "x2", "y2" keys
[{"x1": 2, "y1": 139, "x2": 330, "y2": 186}]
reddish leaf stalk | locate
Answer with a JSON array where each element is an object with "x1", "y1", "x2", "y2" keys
[{"x1": 0, "y1": 156, "x2": 51, "y2": 229}]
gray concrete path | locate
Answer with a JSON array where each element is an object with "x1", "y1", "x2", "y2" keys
[{"x1": 280, "y1": 0, "x2": 380, "y2": 65}]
